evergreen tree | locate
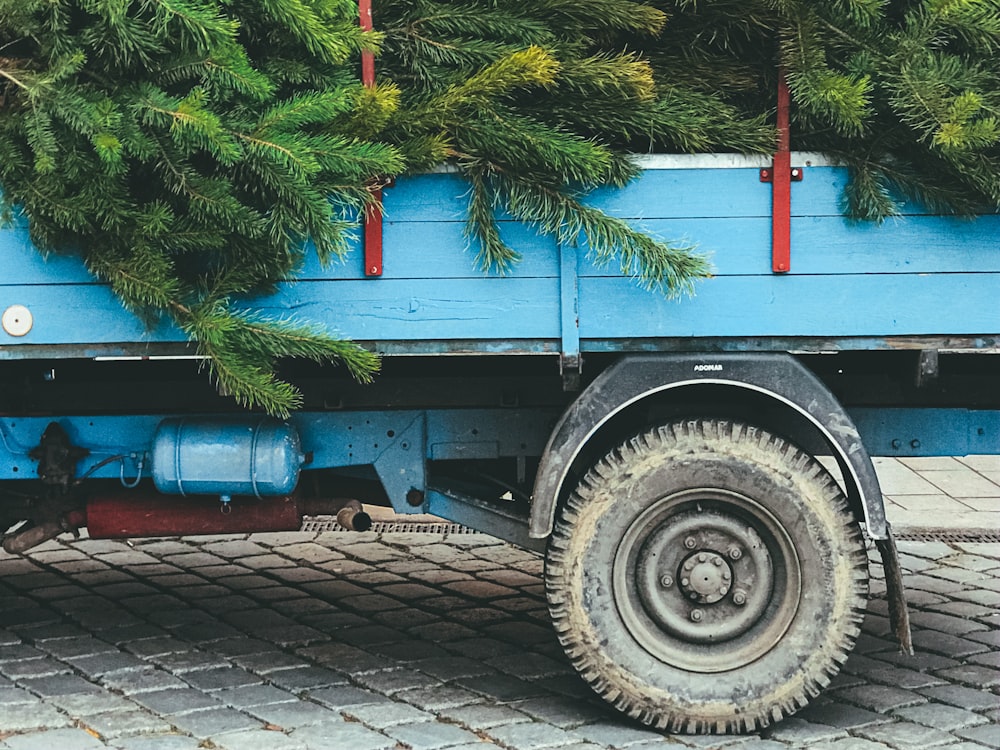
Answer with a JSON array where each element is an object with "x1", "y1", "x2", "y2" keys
[
  {"x1": 371, "y1": 0, "x2": 771, "y2": 289},
  {"x1": 3, "y1": 0, "x2": 998, "y2": 415},
  {"x1": 643, "y1": 0, "x2": 1000, "y2": 218},
  {"x1": 0, "y1": 0, "x2": 394, "y2": 416}
]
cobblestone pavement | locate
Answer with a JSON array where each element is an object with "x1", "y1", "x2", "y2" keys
[{"x1": 0, "y1": 466, "x2": 997, "y2": 749}]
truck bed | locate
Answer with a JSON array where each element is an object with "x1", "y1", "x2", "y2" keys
[{"x1": 2, "y1": 154, "x2": 999, "y2": 358}]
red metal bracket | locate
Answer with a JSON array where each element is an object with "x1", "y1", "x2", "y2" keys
[
  {"x1": 764, "y1": 72, "x2": 799, "y2": 274},
  {"x1": 359, "y1": 0, "x2": 383, "y2": 277}
]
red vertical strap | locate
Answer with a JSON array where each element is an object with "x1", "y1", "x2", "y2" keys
[
  {"x1": 772, "y1": 71, "x2": 792, "y2": 274},
  {"x1": 360, "y1": 0, "x2": 382, "y2": 277}
]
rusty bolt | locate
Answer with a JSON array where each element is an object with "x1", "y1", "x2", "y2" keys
[
  {"x1": 690, "y1": 609, "x2": 704, "y2": 622},
  {"x1": 405, "y1": 488, "x2": 425, "y2": 507},
  {"x1": 660, "y1": 575, "x2": 673, "y2": 588}
]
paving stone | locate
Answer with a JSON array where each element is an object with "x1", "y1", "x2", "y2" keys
[
  {"x1": 910, "y1": 629, "x2": 991, "y2": 658},
  {"x1": 487, "y1": 722, "x2": 584, "y2": 750},
  {"x1": 344, "y1": 701, "x2": 436, "y2": 728},
  {"x1": 411, "y1": 656, "x2": 494, "y2": 680},
  {"x1": 149, "y1": 651, "x2": 230, "y2": 674},
  {"x1": 47, "y1": 690, "x2": 139, "y2": 717},
  {"x1": 955, "y1": 723, "x2": 1000, "y2": 748},
  {"x1": 168, "y1": 706, "x2": 264, "y2": 738},
  {"x1": 0, "y1": 657, "x2": 69, "y2": 679},
  {"x1": 296, "y1": 643, "x2": 394, "y2": 675},
  {"x1": 854, "y1": 720, "x2": 960, "y2": 749},
  {"x1": 454, "y1": 672, "x2": 550, "y2": 702},
  {"x1": 396, "y1": 684, "x2": 485, "y2": 711},
  {"x1": 385, "y1": 720, "x2": 482, "y2": 750},
  {"x1": 17, "y1": 673, "x2": 102, "y2": 697},
  {"x1": 765, "y1": 718, "x2": 849, "y2": 743},
  {"x1": 0, "y1": 644, "x2": 45, "y2": 662},
  {"x1": 229, "y1": 650, "x2": 304, "y2": 673},
  {"x1": 236, "y1": 554, "x2": 298, "y2": 570},
  {"x1": 113, "y1": 735, "x2": 218, "y2": 750},
  {"x1": 508, "y1": 695, "x2": 611, "y2": 729},
  {"x1": 182, "y1": 666, "x2": 262, "y2": 691},
  {"x1": 131, "y1": 687, "x2": 223, "y2": 715},
  {"x1": 265, "y1": 666, "x2": 348, "y2": 692},
  {"x1": 67, "y1": 651, "x2": 147, "y2": 677},
  {"x1": 1, "y1": 727, "x2": 106, "y2": 750},
  {"x1": 353, "y1": 667, "x2": 440, "y2": 695},
  {"x1": 934, "y1": 663, "x2": 1000, "y2": 688},
  {"x1": 245, "y1": 699, "x2": 344, "y2": 729},
  {"x1": 372, "y1": 640, "x2": 452, "y2": 662},
  {"x1": 437, "y1": 703, "x2": 533, "y2": 730},
  {"x1": 210, "y1": 728, "x2": 308, "y2": 750},
  {"x1": 35, "y1": 636, "x2": 117, "y2": 660},
  {"x1": 214, "y1": 683, "x2": 300, "y2": 708},
  {"x1": 833, "y1": 684, "x2": 928, "y2": 713},
  {"x1": 968, "y1": 650, "x2": 1000, "y2": 668},
  {"x1": 0, "y1": 701, "x2": 71, "y2": 732},
  {"x1": 797, "y1": 700, "x2": 892, "y2": 729},
  {"x1": 80, "y1": 708, "x2": 174, "y2": 739},
  {"x1": 0, "y1": 686, "x2": 39, "y2": 705},
  {"x1": 102, "y1": 667, "x2": 188, "y2": 694},
  {"x1": 307, "y1": 684, "x2": 392, "y2": 709},
  {"x1": 804, "y1": 740, "x2": 895, "y2": 750},
  {"x1": 892, "y1": 701, "x2": 990, "y2": 730},
  {"x1": 289, "y1": 721, "x2": 396, "y2": 750}
]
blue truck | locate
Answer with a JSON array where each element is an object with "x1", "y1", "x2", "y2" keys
[{"x1": 1, "y1": 153, "x2": 998, "y2": 732}]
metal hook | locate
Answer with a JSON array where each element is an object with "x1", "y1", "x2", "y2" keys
[{"x1": 120, "y1": 453, "x2": 145, "y2": 489}]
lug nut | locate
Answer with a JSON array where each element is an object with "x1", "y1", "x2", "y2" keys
[
  {"x1": 680, "y1": 578, "x2": 689, "y2": 587},
  {"x1": 712, "y1": 557, "x2": 722, "y2": 567},
  {"x1": 684, "y1": 537, "x2": 697, "y2": 549},
  {"x1": 690, "y1": 609, "x2": 704, "y2": 622},
  {"x1": 728, "y1": 547, "x2": 742, "y2": 560},
  {"x1": 697, "y1": 553, "x2": 706, "y2": 563},
  {"x1": 733, "y1": 591, "x2": 747, "y2": 606},
  {"x1": 660, "y1": 575, "x2": 673, "y2": 588}
]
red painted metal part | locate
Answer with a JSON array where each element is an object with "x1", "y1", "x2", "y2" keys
[
  {"x1": 771, "y1": 72, "x2": 792, "y2": 274},
  {"x1": 84, "y1": 494, "x2": 303, "y2": 538},
  {"x1": 359, "y1": 0, "x2": 383, "y2": 277}
]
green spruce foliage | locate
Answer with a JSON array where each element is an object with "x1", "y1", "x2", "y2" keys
[
  {"x1": 0, "y1": 0, "x2": 394, "y2": 416},
  {"x1": 644, "y1": 0, "x2": 1000, "y2": 218},
  {"x1": 2, "y1": 0, "x2": 999, "y2": 414}
]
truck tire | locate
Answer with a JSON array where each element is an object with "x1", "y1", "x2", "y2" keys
[{"x1": 545, "y1": 419, "x2": 868, "y2": 733}]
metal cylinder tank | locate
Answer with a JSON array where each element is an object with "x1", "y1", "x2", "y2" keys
[{"x1": 152, "y1": 417, "x2": 304, "y2": 497}]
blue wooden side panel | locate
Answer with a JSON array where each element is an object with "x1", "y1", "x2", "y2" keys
[{"x1": 2, "y1": 163, "x2": 998, "y2": 353}]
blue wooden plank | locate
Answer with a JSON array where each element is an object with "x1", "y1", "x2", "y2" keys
[
  {"x1": 297, "y1": 220, "x2": 559, "y2": 280},
  {"x1": 578, "y1": 273, "x2": 1000, "y2": 340},
  {"x1": 0, "y1": 284, "x2": 183, "y2": 345},
  {"x1": 1, "y1": 219, "x2": 95, "y2": 285},
  {"x1": 576, "y1": 215, "x2": 1000, "y2": 277},
  {"x1": 243, "y1": 277, "x2": 560, "y2": 341}
]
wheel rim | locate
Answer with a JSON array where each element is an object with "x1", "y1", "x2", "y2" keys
[{"x1": 612, "y1": 488, "x2": 802, "y2": 673}]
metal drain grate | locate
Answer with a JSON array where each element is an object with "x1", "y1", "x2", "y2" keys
[
  {"x1": 300, "y1": 517, "x2": 477, "y2": 534},
  {"x1": 893, "y1": 529, "x2": 1000, "y2": 544}
]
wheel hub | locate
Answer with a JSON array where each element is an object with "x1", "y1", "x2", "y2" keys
[
  {"x1": 679, "y1": 551, "x2": 732, "y2": 604},
  {"x1": 615, "y1": 488, "x2": 802, "y2": 673}
]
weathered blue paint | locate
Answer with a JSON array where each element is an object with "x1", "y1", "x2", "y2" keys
[
  {"x1": 3, "y1": 162, "x2": 998, "y2": 357},
  {"x1": 150, "y1": 417, "x2": 304, "y2": 498},
  {"x1": 847, "y1": 407, "x2": 1000, "y2": 458}
]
